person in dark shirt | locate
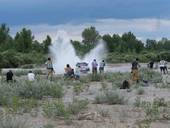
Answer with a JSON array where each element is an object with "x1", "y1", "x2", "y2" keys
[
  {"x1": 149, "y1": 61, "x2": 154, "y2": 69},
  {"x1": 131, "y1": 58, "x2": 140, "y2": 83},
  {"x1": 6, "y1": 70, "x2": 13, "y2": 82}
]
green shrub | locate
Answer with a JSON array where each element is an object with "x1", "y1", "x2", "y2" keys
[
  {"x1": 67, "y1": 99, "x2": 88, "y2": 115},
  {"x1": 136, "y1": 87, "x2": 145, "y2": 95},
  {"x1": 43, "y1": 101, "x2": 69, "y2": 119},
  {"x1": 140, "y1": 68, "x2": 162, "y2": 83},
  {"x1": 43, "y1": 124, "x2": 54, "y2": 128},
  {"x1": 95, "y1": 90, "x2": 126, "y2": 105},
  {"x1": 73, "y1": 82, "x2": 83, "y2": 95},
  {"x1": 133, "y1": 97, "x2": 142, "y2": 107},
  {"x1": 153, "y1": 98, "x2": 167, "y2": 107},
  {"x1": 0, "y1": 115, "x2": 28, "y2": 128},
  {"x1": 97, "y1": 107, "x2": 110, "y2": 117},
  {"x1": 18, "y1": 81, "x2": 63, "y2": 99},
  {"x1": 143, "y1": 103, "x2": 160, "y2": 121}
]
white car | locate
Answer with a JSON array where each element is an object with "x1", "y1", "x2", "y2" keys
[{"x1": 76, "y1": 62, "x2": 90, "y2": 73}]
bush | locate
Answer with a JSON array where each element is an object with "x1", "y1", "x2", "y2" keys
[
  {"x1": 95, "y1": 90, "x2": 126, "y2": 105},
  {"x1": 0, "y1": 51, "x2": 46, "y2": 68},
  {"x1": 43, "y1": 101, "x2": 69, "y2": 119},
  {"x1": 67, "y1": 99, "x2": 88, "y2": 115},
  {"x1": 18, "y1": 81, "x2": 63, "y2": 99},
  {"x1": 153, "y1": 98, "x2": 167, "y2": 107},
  {"x1": 136, "y1": 87, "x2": 145, "y2": 95},
  {"x1": 133, "y1": 97, "x2": 141, "y2": 107},
  {"x1": 97, "y1": 107, "x2": 110, "y2": 117},
  {"x1": 0, "y1": 115, "x2": 28, "y2": 128},
  {"x1": 140, "y1": 68, "x2": 162, "y2": 83}
]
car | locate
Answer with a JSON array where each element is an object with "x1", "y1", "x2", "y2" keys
[{"x1": 76, "y1": 62, "x2": 90, "y2": 73}]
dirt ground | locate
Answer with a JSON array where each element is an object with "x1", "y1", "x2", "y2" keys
[
  {"x1": 1, "y1": 64, "x2": 170, "y2": 128},
  {"x1": 24, "y1": 75, "x2": 170, "y2": 128}
]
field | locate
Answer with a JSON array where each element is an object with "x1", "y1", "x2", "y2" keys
[{"x1": 0, "y1": 67, "x2": 170, "y2": 128}]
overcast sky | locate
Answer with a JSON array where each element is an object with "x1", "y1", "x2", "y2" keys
[{"x1": 0, "y1": 0, "x2": 170, "y2": 41}]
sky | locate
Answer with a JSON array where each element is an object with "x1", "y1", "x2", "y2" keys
[{"x1": 0, "y1": 0, "x2": 170, "y2": 41}]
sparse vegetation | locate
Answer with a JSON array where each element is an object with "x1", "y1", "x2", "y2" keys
[
  {"x1": 0, "y1": 115, "x2": 29, "y2": 128},
  {"x1": 136, "y1": 87, "x2": 145, "y2": 95},
  {"x1": 95, "y1": 90, "x2": 126, "y2": 105},
  {"x1": 43, "y1": 100, "x2": 69, "y2": 119},
  {"x1": 0, "y1": 66, "x2": 169, "y2": 127},
  {"x1": 67, "y1": 99, "x2": 89, "y2": 115}
]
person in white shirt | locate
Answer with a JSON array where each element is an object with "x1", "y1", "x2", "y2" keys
[
  {"x1": 75, "y1": 65, "x2": 81, "y2": 80},
  {"x1": 99, "y1": 60, "x2": 106, "y2": 74},
  {"x1": 27, "y1": 71, "x2": 35, "y2": 81},
  {"x1": 91, "y1": 59, "x2": 98, "y2": 75},
  {"x1": 159, "y1": 60, "x2": 166, "y2": 74}
]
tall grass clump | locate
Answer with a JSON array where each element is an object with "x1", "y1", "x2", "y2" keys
[
  {"x1": 95, "y1": 90, "x2": 126, "y2": 105},
  {"x1": 136, "y1": 87, "x2": 145, "y2": 95},
  {"x1": 43, "y1": 100, "x2": 69, "y2": 119},
  {"x1": 43, "y1": 99, "x2": 89, "y2": 119},
  {"x1": 104, "y1": 72, "x2": 130, "y2": 88},
  {"x1": 18, "y1": 80, "x2": 63, "y2": 99},
  {"x1": 140, "y1": 68, "x2": 162, "y2": 83},
  {"x1": 67, "y1": 99, "x2": 89, "y2": 115},
  {"x1": 0, "y1": 115, "x2": 29, "y2": 128}
]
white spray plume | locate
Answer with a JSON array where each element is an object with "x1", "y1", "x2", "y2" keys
[{"x1": 49, "y1": 31, "x2": 107, "y2": 74}]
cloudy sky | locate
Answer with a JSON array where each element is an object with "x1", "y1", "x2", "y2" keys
[{"x1": 0, "y1": 0, "x2": 170, "y2": 41}]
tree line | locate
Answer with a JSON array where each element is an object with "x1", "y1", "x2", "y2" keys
[{"x1": 0, "y1": 24, "x2": 170, "y2": 68}]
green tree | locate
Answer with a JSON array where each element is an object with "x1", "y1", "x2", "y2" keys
[
  {"x1": 0, "y1": 24, "x2": 10, "y2": 44},
  {"x1": 145, "y1": 39, "x2": 157, "y2": 50},
  {"x1": 82, "y1": 26, "x2": 100, "y2": 44},
  {"x1": 121, "y1": 32, "x2": 144, "y2": 53},
  {"x1": 32, "y1": 40, "x2": 43, "y2": 52},
  {"x1": 42, "y1": 35, "x2": 52, "y2": 53},
  {"x1": 15, "y1": 28, "x2": 34, "y2": 52}
]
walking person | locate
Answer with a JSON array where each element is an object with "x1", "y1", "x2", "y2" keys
[
  {"x1": 45, "y1": 57, "x2": 54, "y2": 81},
  {"x1": 159, "y1": 59, "x2": 166, "y2": 74},
  {"x1": 99, "y1": 60, "x2": 106, "y2": 74}
]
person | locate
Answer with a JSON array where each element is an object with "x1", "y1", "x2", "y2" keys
[
  {"x1": 99, "y1": 60, "x2": 106, "y2": 74},
  {"x1": 6, "y1": 70, "x2": 13, "y2": 82},
  {"x1": 164, "y1": 60, "x2": 168, "y2": 74},
  {"x1": 149, "y1": 61, "x2": 154, "y2": 69},
  {"x1": 45, "y1": 57, "x2": 54, "y2": 80},
  {"x1": 27, "y1": 70, "x2": 35, "y2": 81},
  {"x1": 92, "y1": 59, "x2": 98, "y2": 75},
  {"x1": 131, "y1": 58, "x2": 140, "y2": 83},
  {"x1": 75, "y1": 65, "x2": 81, "y2": 80},
  {"x1": 159, "y1": 59, "x2": 166, "y2": 74},
  {"x1": 64, "y1": 64, "x2": 74, "y2": 78},
  {"x1": 120, "y1": 80, "x2": 130, "y2": 89}
]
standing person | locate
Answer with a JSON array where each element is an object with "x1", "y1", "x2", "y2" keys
[
  {"x1": 27, "y1": 70, "x2": 35, "y2": 81},
  {"x1": 92, "y1": 59, "x2": 98, "y2": 75},
  {"x1": 149, "y1": 61, "x2": 154, "y2": 69},
  {"x1": 6, "y1": 70, "x2": 13, "y2": 83},
  {"x1": 45, "y1": 57, "x2": 54, "y2": 80},
  {"x1": 164, "y1": 60, "x2": 168, "y2": 74},
  {"x1": 159, "y1": 59, "x2": 166, "y2": 74},
  {"x1": 99, "y1": 60, "x2": 106, "y2": 74},
  {"x1": 131, "y1": 58, "x2": 140, "y2": 83},
  {"x1": 75, "y1": 65, "x2": 81, "y2": 80}
]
